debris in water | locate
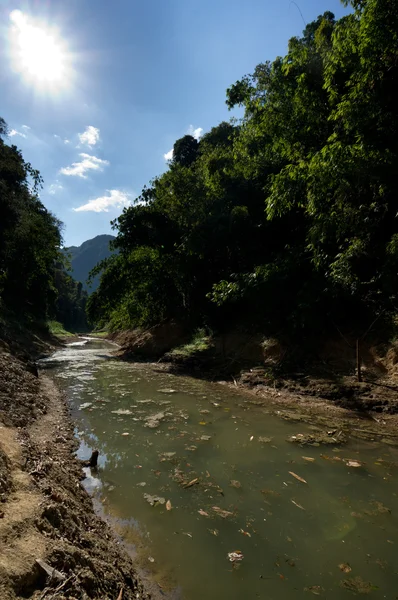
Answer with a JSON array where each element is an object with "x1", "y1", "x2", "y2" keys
[
  {"x1": 291, "y1": 499, "x2": 305, "y2": 510},
  {"x1": 339, "y1": 577, "x2": 376, "y2": 594},
  {"x1": 143, "y1": 494, "x2": 166, "y2": 506},
  {"x1": 212, "y1": 506, "x2": 233, "y2": 518},
  {"x1": 79, "y1": 402, "x2": 93, "y2": 410},
  {"x1": 304, "y1": 585, "x2": 324, "y2": 595},
  {"x1": 182, "y1": 532, "x2": 193, "y2": 538},
  {"x1": 200, "y1": 409, "x2": 210, "y2": 415},
  {"x1": 227, "y1": 551, "x2": 244, "y2": 563},
  {"x1": 159, "y1": 452, "x2": 176, "y2": 461},
  {"x1": 338, "y1": 563, "x2": 352, "y2": 573},
  {"x1": 145, "y1": 411, "x2": 167, "y2": 429},
  {"x1": 185, "y1": 445, "x2": 197, "y2": 452},
  {"x1": 258, "y1": 436, "x2": 272, "y2": 443},
  {"x1": 230, "y1": 480, "x2": 242, "y2": 489},
  {"x1": 200, "y1": 435, "x2": 211, "y2": 441},
  {"x1": 121, "y1": 432, "x2": 130, "y2": 436},
  {"x1": 239, "y1": 529, "x2": 251, "y2": 537},
  {"x1": 199, "y1": 421, "x2": 207, "y2": 426},
  {"x1": 208, "y1": 528, "x2": 219, "y2": 536},
  {"x1": 345, "y1": 460, "x2": 363, "y2": 468},
  {"x1": 198, "y1": 509, "x2": 210, "y2": 517},
  {"x1": 183, "y1": 478, "x2": 199, "y2": 488},
  {"x1": 250, "y1": 435, "x2": 254, "y2": 441},
  {"x1": 111, "y1": 409, "x2": 133, "y2": 415},
  {"x1": 136, "y1": 482, "x2": 146, "y2": 487},
  {"x1": 158, "y1": 388, "x2": 177, "y2": 394},
  {"x1": 166, "y1": 500, "x2": 172, "y2": 511},
  {"x1": 148, "y1": 556, "x2": 155, "y2": 563},
  {"x1": 289, "y1": 471, "x2": 308, "y2": 484},
  {"x1": 302, "y1": 456, "x2": 315, "y2": 462}
]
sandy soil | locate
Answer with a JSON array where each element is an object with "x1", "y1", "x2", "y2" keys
[{"x1": 0, "y1": 350, "x2": 162, "y2": 600}]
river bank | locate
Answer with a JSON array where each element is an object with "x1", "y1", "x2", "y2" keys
[
  {"x1": 0, "y1": 342, "x2": 161, "y2": 599},
  {"x1": 103, "y1": 325, "x2": 398, "y2": 423}
]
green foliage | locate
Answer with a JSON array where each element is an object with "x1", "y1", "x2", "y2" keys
[
  {"x1": 0, "y1": 119, "x2": 87, "y2": 332},
  {"x1": 90, "y1": 2, "x2": 398, "y2": 339},
  {"x1": 169, "y1": 328, "x2": 212, "y2": 358}
]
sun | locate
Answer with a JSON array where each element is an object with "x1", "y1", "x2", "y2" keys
[{"x1": 9, "y1": 10, "x2": 71, "y2": 92}]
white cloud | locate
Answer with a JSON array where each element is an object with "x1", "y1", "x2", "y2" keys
[
  {"x1": 22, "y1": 124, "x2": 30, "y2": 130},
  {"x1": 188, "y1": 125, "x2": 203, "y2": 140},
  {"x1": 9, "y1": 128, "x2": 27, "y2": 138},
  {"x1": 73, "y1": 189, "x2": 132, "y2": 213},
  {"x1": 59, "y1": 153, "x2": 109, "y2": 178},
  {"x1": 78, "y1": 125, "x2": 100, "y2": 147},
  {"x1": 48, "y1": 182, "x2": 63, "y2": 195},
  {"x1": 164, "y1": 148, "x2": 174, "y2": 161},
  {"x1": 64, "y1": 139, "x2": 70, "y2": 144}
]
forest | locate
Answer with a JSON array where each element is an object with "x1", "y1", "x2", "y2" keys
[
  {"x1": 0, "y1": 117, "x2": 87, "y2": 333},
  {"x1": 87, "y1": 0, "x2": 398, "y2": 343}
]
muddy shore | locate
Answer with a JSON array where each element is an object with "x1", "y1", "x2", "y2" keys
[{"x1": 0, "y1": 347, "x2": 163, "y2": 600}]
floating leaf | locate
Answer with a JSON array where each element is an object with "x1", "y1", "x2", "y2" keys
[
  {"x1": 198, "y1": 509, "x2": 209, "y2": 517},
  {"x1": 259, "y1": 436, "x2": 272, "y2": 443},
  {"x1": 166, "y1": 500, "x2": 172, "y2": 511},
  {"x1": 199, "y1": 421, "x2": 207, "y2": 425},
  {"x1": 208, "y1": 528, "x2": 219, "y2": 536},
  {"x1": 302, "y1": 456, "x2": 315, "y2": 462},
  {"x1": 148, "y1": 556, "x2": 155, "y2": 563},
  {"x1": 121, "y1": 432, "x2": 130, "y2": 436},
  {"x1": 289, "y1": 471, "x2": 308, "y2": 484},
  {"x1": 338, "y1": 563, "x2": 352, "y2": 573},
  {"x1": 250, "y1": 435, "x2": 254, "y2": 441}
]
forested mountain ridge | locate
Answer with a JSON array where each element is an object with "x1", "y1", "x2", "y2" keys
[
  {"x1": 0, "y1": 117, "x2": 88, "y2": 333},
  {"x1": 64, "y1": 234, "x2": 115, "y2": 292},
  {"x1": 88, "y1": 0, "x2": 398, "y2": 344}
]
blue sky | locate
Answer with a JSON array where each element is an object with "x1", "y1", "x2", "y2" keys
[{"x1": 1, "y1": 0, "x2": 350, "y2": 247}]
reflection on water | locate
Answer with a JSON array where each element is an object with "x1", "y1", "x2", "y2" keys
[{"x1": 41, "y1": 339, "x2": 398, "y2": 599}]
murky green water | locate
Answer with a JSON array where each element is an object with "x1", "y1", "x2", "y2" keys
[{"x1": 42, "y1": 338, "x2": 398, "y2": 599}]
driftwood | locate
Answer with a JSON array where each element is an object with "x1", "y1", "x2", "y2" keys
[
  {"x1": 82, "y1": 450, "x2": 99, "y2": 468},
  {"x1": 36, "y1": 558, "x2": 65, "y2": 582}
]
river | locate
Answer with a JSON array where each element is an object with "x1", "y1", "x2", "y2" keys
[{"x1": 41, "y1": 338, "x2": 398, "y2": 599}]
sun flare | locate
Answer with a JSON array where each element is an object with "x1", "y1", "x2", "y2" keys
[{"x1": 9, "y1": 10, "x2": 71, "y2": 91}]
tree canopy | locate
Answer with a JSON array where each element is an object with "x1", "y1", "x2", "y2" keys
[
  {"x1": 0, "y1": 121, "x2": 87, "y2": 331},
  {"x1": 86, "y1": 0, "x2": 398, "y2": 339}
]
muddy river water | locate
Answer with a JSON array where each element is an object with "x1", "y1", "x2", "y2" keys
[{"x1": 41, "y1": 338, "x2": 398, "y2": 599}]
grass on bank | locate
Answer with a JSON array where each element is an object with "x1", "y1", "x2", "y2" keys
[
  {"x1": 47, "y1": 320, "x2": 75, "y2": 337},
  {"x1": 169, "y1": 328, "x2": 212, "y2": 358}
]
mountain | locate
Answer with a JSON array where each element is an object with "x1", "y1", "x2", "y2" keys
[{"x1": 65, "y1": 234, "x2": 115, "y2": 292}]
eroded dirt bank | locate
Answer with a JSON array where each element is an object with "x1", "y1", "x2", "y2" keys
[
  {"x1": 0, "y1": 349, "x2": 159, "y2": 600},
  {"x1": 107, "y1": 324, "x2": 398, "y2": 418}
]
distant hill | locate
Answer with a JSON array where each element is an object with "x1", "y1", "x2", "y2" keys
[{"x1": 64, "y1": 234, "x2": 115, "y2": 292}]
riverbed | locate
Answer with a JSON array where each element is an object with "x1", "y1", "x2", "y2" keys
[{"x1": 41, "y1": 338, "x2": 398, "y2": 599}]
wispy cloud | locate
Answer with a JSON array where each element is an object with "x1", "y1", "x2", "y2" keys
[
  {"x1": 78, "y1": 125, "x2": 100, "y2": 147},
  {"x1": 164, "y1": 148, "x2": 174, "y2": 161},
  {"x1": 48, "y1": 182, "x2": 63, "y2": 195},
  {"x1": 60, "y1": 153, "x2": 109, "y2": 178},
  {"x1": 9, "y1": 128, "x2": 27, "y2": 138},
  {"x1": 73, "y1": 189, "x2": 132, "y2": 213},
  {"x1": 188, "y1": 125, "x2": 203, "y2": 140},
  {"x1": 21, "y1": 124, "x2": 30, "y2": 130},
  {"x1": 54, "y1": 134, "x2": 71, "y2": 144}
]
